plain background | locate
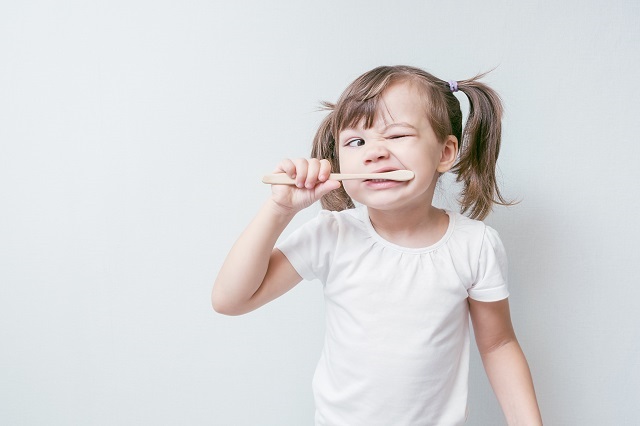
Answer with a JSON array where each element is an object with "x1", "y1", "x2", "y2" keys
[{"x1": 1, "y1": 1, "x2": 639, "y2": 425}]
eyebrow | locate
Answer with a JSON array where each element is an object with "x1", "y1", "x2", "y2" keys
[
  {"x1": 381, "y1": 122, "x2": 417, "y2": 131},
  {"x1": 339, "y1": 122, "x2": 417, "y2": 138}
]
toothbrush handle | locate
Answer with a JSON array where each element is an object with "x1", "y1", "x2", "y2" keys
[{"x1": 261, "y1": 170, "x2": 414, "y2": 184}]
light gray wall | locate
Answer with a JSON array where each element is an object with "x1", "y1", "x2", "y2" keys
[{"x1": 1, "y1": 1, "x2": 638, "y2": 425}]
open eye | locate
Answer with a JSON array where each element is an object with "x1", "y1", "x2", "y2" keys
[{"x1": 345, "y1": 138, "x2": 365, "y2": 147}]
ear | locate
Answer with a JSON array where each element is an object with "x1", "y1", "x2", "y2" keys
[{"x1": 437, "y1": 135, "x2": 459, "y2": 173}]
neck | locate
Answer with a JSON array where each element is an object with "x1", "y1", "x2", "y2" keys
[{"x1": 367, "y1": 204, "x2": 448, "y2": 248}]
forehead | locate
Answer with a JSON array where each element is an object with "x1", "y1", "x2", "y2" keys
[
  {"x1": 377, "y1": 83, "x2": 427, "y2": 122},
  {"x1": 339, "y1": 81, "x2": 429, "y2": 132}
]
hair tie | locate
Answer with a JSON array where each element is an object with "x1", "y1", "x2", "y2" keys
[{"x1": 448, "y1": 80, "x2": 458, "y2": 93}]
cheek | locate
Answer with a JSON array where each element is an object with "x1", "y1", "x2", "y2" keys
[
  {"x1": 337, "y1": 150, "x2": 356, "y2": 171},
  {"x1": 341, "y1": 181, "x2": 356, "y2": 192},
  {"x1": 340, "y1": 181, "x2": 358, "y2": 200}
]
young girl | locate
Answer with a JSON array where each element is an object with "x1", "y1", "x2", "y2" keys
[{"x1": 213, "y1": 65, "x2": 542, "y2": 425}]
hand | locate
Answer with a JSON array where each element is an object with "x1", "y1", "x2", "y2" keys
[{"x1": 269, "y1": 158, "x2": 341, "y2": 215}]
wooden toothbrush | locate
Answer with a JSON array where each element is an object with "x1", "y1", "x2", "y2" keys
[{"x1": 262, "y1": 170, "x2": 414, "y2": 185}]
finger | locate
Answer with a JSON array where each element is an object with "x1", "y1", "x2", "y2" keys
[
  {"x1": 305, "y1": 158, "x2": 321, "y2": 189},
  {"x1": 318, "y1": 159, "x2": 332, "y2": 182},
  {"x1": 276, "y1": 158, "x2": 296, "y2": 179},
  {"x1": 292, "y1": 158, "x2": 308, "y2": 188}
]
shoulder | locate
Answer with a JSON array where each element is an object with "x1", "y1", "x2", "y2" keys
[
  {"x1": 448, "y1": 212, "x2": 504, "y2": 244},
  {"x1": 447, "y1": 211, "x2": 488, "y2": 249},
  {"x1": 277, "y1": 207, "x2": 365, "y2": 282},
  {"x1": 445, "y1": 212, "x2": 508, "y2": 286},
  {"x1": 448, "y1": 212, "x2": 506, "y2": 255}
]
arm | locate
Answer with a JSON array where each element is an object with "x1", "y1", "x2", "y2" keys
[
  {"x1": 468, "y1": 298, "x2": 542, "y2": 425},
  {"x1": 212, "y1": 158, "x2": 340, "y2": 316}
]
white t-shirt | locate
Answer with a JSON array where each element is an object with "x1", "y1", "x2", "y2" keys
[{"x1": 278, "y1": 206, "x2": 509, "y2": 426}]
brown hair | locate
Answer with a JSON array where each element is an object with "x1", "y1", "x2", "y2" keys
[{"x1": 311, "y1": 65, "x2": 511, "y2": 220}]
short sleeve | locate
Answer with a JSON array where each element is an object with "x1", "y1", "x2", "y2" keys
[
  {"x1": 276, "y1": 211, "x2": 338, "y2": 284},
  {"x1": 468, "y1": 226, "x2": 510, "y2": 302}
]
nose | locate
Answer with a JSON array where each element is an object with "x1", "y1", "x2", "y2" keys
[{"x1": 363, "y1": 142, "x2": 390, "y2": 164}]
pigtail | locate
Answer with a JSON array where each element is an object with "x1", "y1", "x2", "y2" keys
[
  {"x1": 311, "y1": 104, "x2": 355, "y2": 211},
  {"x1": 453, "y1": 74, "x2": 511, "y2": 220}
]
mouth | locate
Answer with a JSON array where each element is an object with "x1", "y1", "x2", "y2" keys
[
  {"x1": 365, "y1": 178, "x2": 394, "y2": 183},
  {"x1": 362, "y1": 170, "x2": 409, "y2": 189},
  {"x1": 363, "y1": 168, "x2": 407, "y2": 183}
]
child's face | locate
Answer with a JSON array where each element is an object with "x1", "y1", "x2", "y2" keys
[{"x1": 337, "y1": 81, "x2": 456, "y2": 212}]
